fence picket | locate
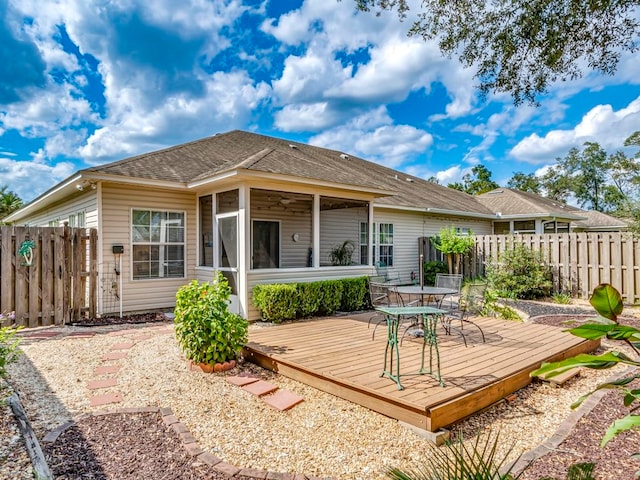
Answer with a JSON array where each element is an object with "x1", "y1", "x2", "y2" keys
[
  {"x1": 419, "y1": 232, "x2": 639, "y2": 303},
  {"x1": 0, "y1": 226, "x2": 97, "y2": 328}
]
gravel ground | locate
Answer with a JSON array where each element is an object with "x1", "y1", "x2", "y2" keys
[{"x1": 2, "y1": 300, "x2": 640, "y2": 479}]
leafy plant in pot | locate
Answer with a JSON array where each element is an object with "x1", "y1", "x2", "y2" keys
[
  {"x1": 174, "y1": 273, "x2": 248, "y2": 372},
  {"x1": 329, "y1": 240, "x2": 355, "y2": 266}
]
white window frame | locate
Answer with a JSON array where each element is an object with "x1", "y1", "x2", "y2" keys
[
  {"x1": 131, "y1": 208, "x2": 186, "y2": 280},
  {"x1": 378, "y1": 223, "x2": 394, "y2": 267}
]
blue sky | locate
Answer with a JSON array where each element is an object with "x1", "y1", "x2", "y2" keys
[{"x1": 1, "y1": 0, "x2": 639, "y2": 202}]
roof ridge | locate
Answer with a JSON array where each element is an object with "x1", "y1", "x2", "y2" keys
[{"x1": 236, "y1": 147, "x2": 273, "y2": 169}]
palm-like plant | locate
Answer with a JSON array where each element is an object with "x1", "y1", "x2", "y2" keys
[
  {"x1": 0, "y1": 185, "x2": 23, "y2": 220},
  {"x1": 386, "y1": 431, "x2": 524, "y2": 480}
]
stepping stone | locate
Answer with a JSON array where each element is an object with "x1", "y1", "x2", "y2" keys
[
  {"x1": 89, "y1": 392, "x2": 123, "y2": 407},
  {"x1": 94, "y1": 365, "x2": 121, "y2": 375},
  {"x1": 24, "y1": 331, "x2": 60, "y2": 339},
  {"x1": 110, "y1": 342, "x2": 135, "y2": 350},
  {"x1": 242, "y1": 380, "x2": 278, "y2": 397},
  {"x1": 132, "y1": 333, "x2": 153, "y2": 341},
  {"x1": 226, "y1": 375, "x2": 260, "y2": 387},
  {"x1": 87, "y1": 378, "x2": 118, "y2": 390},
  {"x1": 108, "y1": 330, "x2": 127, "y2": 337},
  {"x1": 66, "y1": 332, "x2": 96, "y2": 339},
  {"x1": 540, "y1": 367, "x2": 581, "y2": 387},
  {"x1": 102, "y1": 352, "x2": 128, "y2": 361},
  {"x1": 263, "y1": 390, "x2": 304, "y2": 411}
]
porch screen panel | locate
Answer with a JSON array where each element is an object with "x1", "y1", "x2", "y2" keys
[
  {"x1": 199, "y1": 195, "x2": 213, "y2": 267},
  {"x1": 253, "y1": 220, "x2": 280, "y2": 269}
]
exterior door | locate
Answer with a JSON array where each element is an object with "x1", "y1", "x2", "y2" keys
[{"x1": 216, "y1": 212, "x2": 239, "y2": 313}]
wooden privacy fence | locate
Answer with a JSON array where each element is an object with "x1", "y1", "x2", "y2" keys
[
  {"x1": 0, "y1": 226, "x2": 98, "y2": 327},
  {"x1": 419, "y1": 232, "x2": 640, "y2": 304}
]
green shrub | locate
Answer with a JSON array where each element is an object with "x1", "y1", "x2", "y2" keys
[
  {"x1": 296, "y1": 282, "x2": 323, "y2": 317},
  {"x1": 318, "y1": 280, "x2": 343, "y2": 315},
  {"x1": 552, "y1": 292, "x2": 572, "y2": 304},
  {"x1": 253, "y1": 277, "x2": 369, "y2": 321},
  {"x1": 340, "y1": 277, "x2": 368, "y2": 312},
  {"x1": 487, "y1": 243, "x2": 553, "y2": 299},
  {"x1": 253, "y1": 283, "x2": 298, "y2": 322},
  {"x1": 422, "y1": 260, "x2": 448, "y2": 286},
  {"x1": 174, "y1": 275, "x2": 248, "y2": 365},
  {"x1": 0, "y1": 325, "x2": 22, "y2": 378}
]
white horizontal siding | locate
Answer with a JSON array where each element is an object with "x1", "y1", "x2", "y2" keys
[
  {"x1": 100, "y1": 183, "x2": 197, "y2": 314},
  {"x1": 319, "y1": 207, "x2": 367, "y2": 266},
  {"x1": 250, "y1": 192, "x2": 313, "y2": 268},
  {"x1": 18, "y1": 190, "x2": 98, "y2": 227},
  {"x1": 372, "y1": 209, "x2": 492, "y2": 283}
]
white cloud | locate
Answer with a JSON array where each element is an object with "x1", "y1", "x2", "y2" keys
[
  {"x1": 510, "y1": 95, "x2": 640, "y2": 163},
  {"x1": 80, "y1": 71, "x2": 271, "y2": 162},
  {"x1": 0, "y1": 156, "x2": 75, "y2": 202},
  {"x1": 309, "y1": 107, "x2": 433, "y2": 168}
]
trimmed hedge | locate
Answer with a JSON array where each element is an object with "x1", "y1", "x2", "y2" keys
[{"x1": 253, "y1": 276, "x2": 370, "y2": 323}]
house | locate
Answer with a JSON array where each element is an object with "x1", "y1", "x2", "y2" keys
[
  {"x1": 476, "y1": 188, "x2": 629, "y2": 234},
  {"x1": 4, "y1": 130, "x2": 496, "y2": 320}
]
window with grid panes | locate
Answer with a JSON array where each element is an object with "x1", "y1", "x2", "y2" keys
[
  {"x1": 131, "y1": 209, "x2": 185, "y2": 279},
  {"x1": 378, "y1": 223, "x2": 393, "y2": 266}
]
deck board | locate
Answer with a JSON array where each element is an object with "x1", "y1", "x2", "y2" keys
[{"x1": 245, "y1": 314, "x2": 599, "y2": 432}]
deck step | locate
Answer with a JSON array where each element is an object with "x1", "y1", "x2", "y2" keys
[{"x1": 541, "y1": 367, "x2": 581, "y2": 386}]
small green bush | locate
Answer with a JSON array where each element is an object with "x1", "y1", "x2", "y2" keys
[
  {"x1": 487, "y1": 243, "x2": 553, "y2": 299},
  {"x1": 318, "y1": 280, "x2": 343, "y2": 315},
  {"x1": 174, "y1": 275, "x2": 248, "y2": 365},
  {"x1": 253, "y1": 277, "x2": 369, "y2": 322},
  {"x1": 340, "y1": 277, "x2": 368, "y2": 312},
  {"x1": 0, "y1": 325, "x2": 22, "y2": 378},
  {"x1": 422, "y1": 260, "x2": 448, "y2": 286},
  {"x1": 296, "y1": 282, "x2": 323, "y2": 317},
  {"x1": 253, "y1": 283, "x2": 298, "y2": 322},
  {"x1": 552, "y1": 292, "x2": 572, "y2": 304}
]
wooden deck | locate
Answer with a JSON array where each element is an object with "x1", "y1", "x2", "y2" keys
[{"x1": 244, "y1": 314, "x2": 600, "y2": 432}]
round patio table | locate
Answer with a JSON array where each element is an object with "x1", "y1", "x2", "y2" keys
[{"x1": 394, "y1": 285, "x2": 458, "y2": 307}]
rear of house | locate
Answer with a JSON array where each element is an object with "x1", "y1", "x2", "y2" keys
[{"x1": 4, "y1": 130, "x2": 495, "y2": 321}]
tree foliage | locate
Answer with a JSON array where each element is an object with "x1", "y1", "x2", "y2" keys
[
  {"x1": 448, "y1": 165, "x2": 499, "y2": 195},
  {"x1": 0, "y1": 185, "x2": 23, "y2": 221},
  {"x1": 353, "y1": 0, "x2": 640, "y2": 104},
  {"x1": 540, "y1": 135, "x2": 640, "y2": 213},
  {"x1": 507, "y1": 172, "x2": 542, "y2": 193}
]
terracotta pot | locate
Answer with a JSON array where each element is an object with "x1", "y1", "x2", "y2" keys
[{"x1": 198, "y1": 362, "x2": 214, "y2": 373}]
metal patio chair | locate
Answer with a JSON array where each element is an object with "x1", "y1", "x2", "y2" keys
[
  {"x1": 435, "y1": 273, "x2": 463, "y2": 308},
  {"x1": 443, "y1": 282, "x2": 487, "y2": 343}
]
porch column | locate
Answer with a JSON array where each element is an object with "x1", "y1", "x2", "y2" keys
[
  {"x1": 238, "y1": 185, "x2": 249, "y2": 318},
  {"x1": 368, "y1": 201, "x2": 374, "y2": 266},
  {"x1": 313, "y1": 194, "x2": 320, "y2": 268}
]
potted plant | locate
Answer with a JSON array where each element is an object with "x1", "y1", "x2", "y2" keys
[
  {"x1": 431, "y1": 226, "x2": 475, "y2": 274},
  {"x1": 329, "y1": 240, "x2": 355, "y2": 266},
  {"x1": 174, "y1": 273, "x2": 248, "y2": 372}
]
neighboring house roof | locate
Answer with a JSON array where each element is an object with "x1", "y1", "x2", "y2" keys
[
  {"x1": 570, "y1": 209, "x2": 629, "y2": 231},
  {"x1": 7, "y1": 130, "x2": 495, "y2": 222},
  {"x1": 477, "y1": 188, "x2": 629, "y2": 231},
  {"x1": 476, "y1": 188, "x2": 584, "y2": 220}
]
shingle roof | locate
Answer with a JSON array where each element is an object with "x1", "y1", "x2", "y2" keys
[
  {"x1": 476, "y1": 188, "x2": 582, "y2": 218},
  {"x1": 83, "y1": 130, "x2": 494, "y2": 215},
  {"x1": 477, "y1": 188, "x2": 629, "y2": 230},
  {"x1": 571, "y1": 210, "x2": 629, "y2": 229}
]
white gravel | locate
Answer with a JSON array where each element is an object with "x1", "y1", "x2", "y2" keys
[{"x1": 3, "y1": 319, "x2": 634, "y2": 480}]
